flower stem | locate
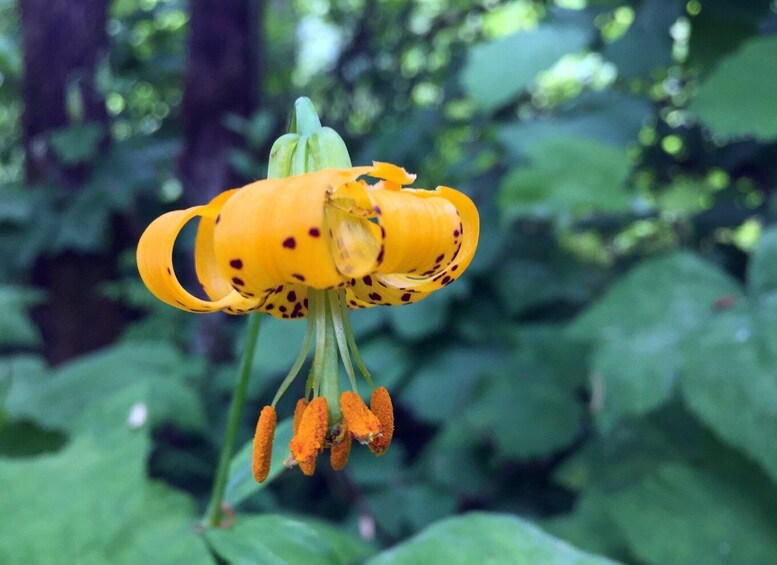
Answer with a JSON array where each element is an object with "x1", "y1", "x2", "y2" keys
[{"x1": 203, "y1": 313, "x2": 262, "y2": 528}]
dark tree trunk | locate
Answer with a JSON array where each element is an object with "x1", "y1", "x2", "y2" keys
[
  {"x1": 179, "y1": 0, "x2": 261, "y2": 359},
  {"x1": 20, "y1": 0, "x2": 124, "y2": 364},
  {"x1": 20, "y1": 0, "x2": 109, "y2": 186},
  {"x1": 179, "y1": 0, "x2": 260, "y2": 205}
]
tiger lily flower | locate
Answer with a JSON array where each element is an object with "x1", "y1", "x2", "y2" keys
[{"x1": 137, "y1": 160, "x2": 478, "y2": 481}]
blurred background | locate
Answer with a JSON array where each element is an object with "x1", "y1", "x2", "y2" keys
[{"x1": 2, "y1": 0, "x2": 777, "y2": 563}]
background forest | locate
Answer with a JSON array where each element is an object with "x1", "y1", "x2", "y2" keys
[{"x1": 2, "y1": 0, "x2": 777, "y2": 563}]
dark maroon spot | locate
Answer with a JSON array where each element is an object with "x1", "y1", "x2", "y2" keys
[
  {"x1": 275, "y1": 286, "x2": 283, "y2": 294},
  {"x1": 349, "y1": 300, "x2": 358, "y2": 306},
  {"x1": 373, "y1": 206, "x2": 382, "y2": 215},
  {"x1": 283, "y1": 237, "x2": 296, "y2": 249},
  {"x1": 303, "y1": 298, "x2": 309, "y2": 308},
  {"x1": 453, "y1": 229, "x2": 460, "y2": 237},
  {"x1": 232, "y1": 277, "x2": 244, "y2": 286},
  {"x1": 279, "y1": 305, "x2": 287, "y2": 312},
  {"x1": 368, "y1": 292, "x2": 382, "y2": 301},
  {"x1": 175, "y1": 300, "x2": 185, "y2": 306},
  {"x1": 451, "y1": 265, "x2": 459, "y2": 272},
  {"x1": 401, "y1": 293, "x2": 411, "y2": 302},
  {"x1": 215, "y1": 215, "x2": 221, "y2": 224},
  {"x1": 380, "y1": 225, "x2": 386, "y2": 237},
  {"x1": 363, "y1": 275, "x2": 373, "y2": 286},
  {"x1": 308, "y1": 227, "x2": 321, "y2": 237},
  {"x1": 266, "y1": 303, "x2": 275, "y2": 310},
  {"x1": 377, "y1": 248, "x2": 384, "y2": 264},
  {"x1": 230, "y1": 259, "x2": 243, "y2": 269},
  {"x1": 282, "y1": 314, "x2": 289, "y2": 319},
  {"x1": 435, "y1": 253, "x2": 445, "y2": 263},
  {"x1": 244, "y1": 292, "x2": 254, "y2": 297},
  {"x1": 167, "y1": 267, "x2": 172, "y2": 275},
  {"x1": 441, "y1": 276, "x2": 452, "y2": 285},
  {"x1": 287, "y1": 291, "x2": 297, "y2": 302},
  {"x1": 292, "y1": 273, "x2": 305, "y2": 282}
]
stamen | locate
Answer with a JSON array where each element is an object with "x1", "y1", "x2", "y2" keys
[
  {"x1": 330, "y1": 432, "x2": 352, "y2": 471},
  {"x1": 289, "y1": 396, "x2": 329, "y2": 464},
  {"x1": 329, "y1": 290, "x2": 358, "y2": 392},
  {"x1": 340, "y1": 391, "x2": 380, "y2": 444},
  {"x1": 293, "y1": 398, "x2": 308, "y2": 434},
  {"x1": 368, "y1": 387, "x2": 394, "y2": 456},
  {"x1": 298, "y1": 456, "x2": 316, "y2": 476},
  {"x1": 252, "y1": 406, "x2": 277, "y2": 483},
  {"x1": 336, "y1": 293, "x2": 373, "y2": 386},
  {"x1": 272, "y1": 313, "x2": 315, "y2": 406}
]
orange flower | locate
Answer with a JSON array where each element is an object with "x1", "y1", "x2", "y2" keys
[{"x1": 137, "y1": 160, "x2": 478, "y2": 481}]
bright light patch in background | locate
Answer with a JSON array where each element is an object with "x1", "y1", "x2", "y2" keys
[{"x1": 294, "y1": 16, "x2": 343, "y2": 85}]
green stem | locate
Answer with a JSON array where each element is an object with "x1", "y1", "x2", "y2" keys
[
  {"x1": 319, "y1": 295, "x2": 342, "y2": 423},
  {"x1": 338, "y1": 295, "x2": 373, "y2": 387},
  {"x1": 329, "y1": 290, "x2": 358, "y2": 392},
  {"x1": 203, "y1": 313, "x2": 262, "y2": 528}
]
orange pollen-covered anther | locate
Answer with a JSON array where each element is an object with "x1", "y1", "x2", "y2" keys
[
  {"x1": 252, "y1": 406, "x2": 277, "y2": 483},
  {"x1": 368, "y1": 386, "x2": 394, "y2": 456},
  {"x1": 293, "y1": 398, "x2": 308, "y2": 434},
  {"x1": 289, "y1": 396, "x2": 328, "y2": 465},
  {"x1": 298, "y1": 456, "x2": 317, "y2": 476},
  {"x1": 340, "y1": 391, "x2": 381, "y2": 444},
  {"x1": 330, "y1": 431, "x2": 352, "y2": 471}
]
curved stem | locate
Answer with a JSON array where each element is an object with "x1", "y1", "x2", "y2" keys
[
  {"x1": 329, "y1": 290, "x2": 358, "y2": 392},
  {"x1": 203, "y1": 313, "x2": 262, "y2": 528}
]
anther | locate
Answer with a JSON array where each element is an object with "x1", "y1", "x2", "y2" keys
[
  {"x1": 330, "y1": 432, "x2": 352, "y2": 471},
  {"x1": 252, "y1": 406, "x2": 277, "y2": 483},
  {"x1": 340, "y1": 391, "x2": 380, "y2": 444},
  {"x1": 289, "y1": 397, "x2": 328, "y2": 469},
  {"x1": 293, "y1": 398, "x2": 308, "y2": 434},
  {"x1": 368, "y1": 387, "x2": 394, "y2": 456}
]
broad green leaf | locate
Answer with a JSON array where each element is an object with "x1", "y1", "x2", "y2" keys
[
  {"x1": 606, "y1": 464, "x2": 777, "y2": 565},
  {"x1": 747, "y1": 226, "x2": 777, "y2": 296},
  {"x1": 602, "y1": 0, "x2": 684, "y2": 77},
  {"x1": 465, "y1": 363, "x2": 582, "y2": 459},
  {"x1": 493, "y1": 258, "x2": 589, "y2": 316},
  {"x1": 461, "y1": 25, "x2": 590, "y2": 112},
  {"x1": 570, "y1": 252, "x2": 742, "y2": 340},
  {"x1": 48, "y1": 123, "x2": 105, "y2": 165},
  {"x1": 387, "y1": 288, "x2": 451, "y2": 340},
  {"x1": 0, "y1": 390, "x2": 211, "y2": 564},
  {"x1": 498, "y1": 90, "x2": 653, "y2": 154},
  {"x1": 367, "y1": 484, "x2": 457, "y2": 539},
  {"x1": 399, "y1": 348, "x2": 503, "y2": 424},
  {"x1": 545, "y1": 491, "x2": 630, "y2": 561},
  {"x1": 680, "y1": 311, "x2": 777, "y2": 482},
  {"x1": 569, "y1": 252, "x2": 742, "y2": 429},
  {"x1": 589, "y1": 331, "x2": 678, "y2": 432},
  {"x1": 686, "y1": 0, "x2": 768, "y2": 72},
  {"x1": 688, "y1": 36, "x2": 777, "y2": 140},
  {"x1": 225, "y1": 418, "x2": 294, "y2": 507},
  {"x1": 0, "y1": 285, "x2": 44, "y2": 347},
  {"x1": 5, "y1": 341, "x2": 205, "y2": 432},
  {"x1": 366, "y1": 512, "x2": 616, "y2": 564},
  {"x1": 206, "y1": 514, "x2": 374, "y2": 565},
  {"x1": 498, "y1": 137, "x2": 631, "y2": 221}
]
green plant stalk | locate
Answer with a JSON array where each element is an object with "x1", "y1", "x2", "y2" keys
[{"x1": 203, "y1": 313, "x2": 262, "y2": 528}]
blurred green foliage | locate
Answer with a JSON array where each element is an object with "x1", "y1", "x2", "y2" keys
[{"x1": 2, "y1": 0, "x2": 777, "y2": 563}]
